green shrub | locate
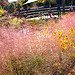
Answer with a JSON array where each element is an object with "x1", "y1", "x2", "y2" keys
[{"x1": 0, "y1": 5, "x2": 4, "y2": 17}]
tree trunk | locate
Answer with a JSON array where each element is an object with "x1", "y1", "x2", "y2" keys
[
  {"x1": 49, "y1": 0, "x2": 51, "y2": 8},
  {"x1": 62, "y1": 0, "x2": 65, "y2": 14},
  {"x1": 71, "y1": 0, "x2": 73, "y2": 5}
]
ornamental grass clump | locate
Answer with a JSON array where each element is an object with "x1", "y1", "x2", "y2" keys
[
  {"x1": 0, "y1": 51, "x2": 58, "y2": 75},
  {"x1": 0, "y1": 12, "x2": 75, "y2": 75}
]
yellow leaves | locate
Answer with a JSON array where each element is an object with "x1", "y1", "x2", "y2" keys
[
  {"x1": 12, "y1": 18, "x2": 23, "y2": 25},
  {"x1": 13, "y1": 17, "x2": 17, "y2": 22},
  {"x1": 55, "y1": 63, "x2": 61, "y2": 66},
  {"x1": 68, "y1": 73, "x2": 72, "y2": 75},
  {"x1": 0, "y1": 9, "x2": 4, "y2": 17},
  {"x1": 18, "y1": 19, "x2": 23, "y2": 23}
]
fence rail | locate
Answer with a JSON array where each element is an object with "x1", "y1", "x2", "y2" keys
[{"x1": 20, "y1": 5, "x2": 75, "y2": 18}]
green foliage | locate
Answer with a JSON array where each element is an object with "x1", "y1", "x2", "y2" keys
[
  {"x1": 36, "y1": 2, "x2": 44, "y2": 7},
  {"x1": 3, "y1": 5, "x2": 9, "y2": 10},
  {"x1": 3, "y1": 3, "x2": 15, "y2": 13},
  {"x1": 0, "y1": 5, "x2": 4, "y2": 17},
  {"x1": 44, "y1": 0, "x2": 49, "y2": 5},
  {"x1": 2, "y1": 54, "x2": 45, "y2": 75},
  {"x1": 12, "y1": 17, "x2": 23, "y2": 29},
  {"x1": 49, "y1": 0, "x2": 56, "y2": 4},
  {"x1": 0, "y1": 5, "x2": 2, "y2": 9},
  {"x1": 8, "y1": 3, "x2": 14, "y2": 13}
]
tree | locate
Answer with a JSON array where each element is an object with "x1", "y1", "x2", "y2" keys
[
  {"x1": 36, "y1": 0, "x2": 45, "y2": 7},
  {"x1": 47, "y1": 0, "x2": 56, "y2": 7}
]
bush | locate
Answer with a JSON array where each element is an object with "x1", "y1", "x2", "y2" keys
[{"x1": 0, "y1": 5, "x2": 4, "y2": 17}]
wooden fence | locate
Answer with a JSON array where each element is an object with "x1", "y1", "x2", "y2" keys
[{"x1": 20, "y1": 5, "x2": 75, "y2": 18}]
